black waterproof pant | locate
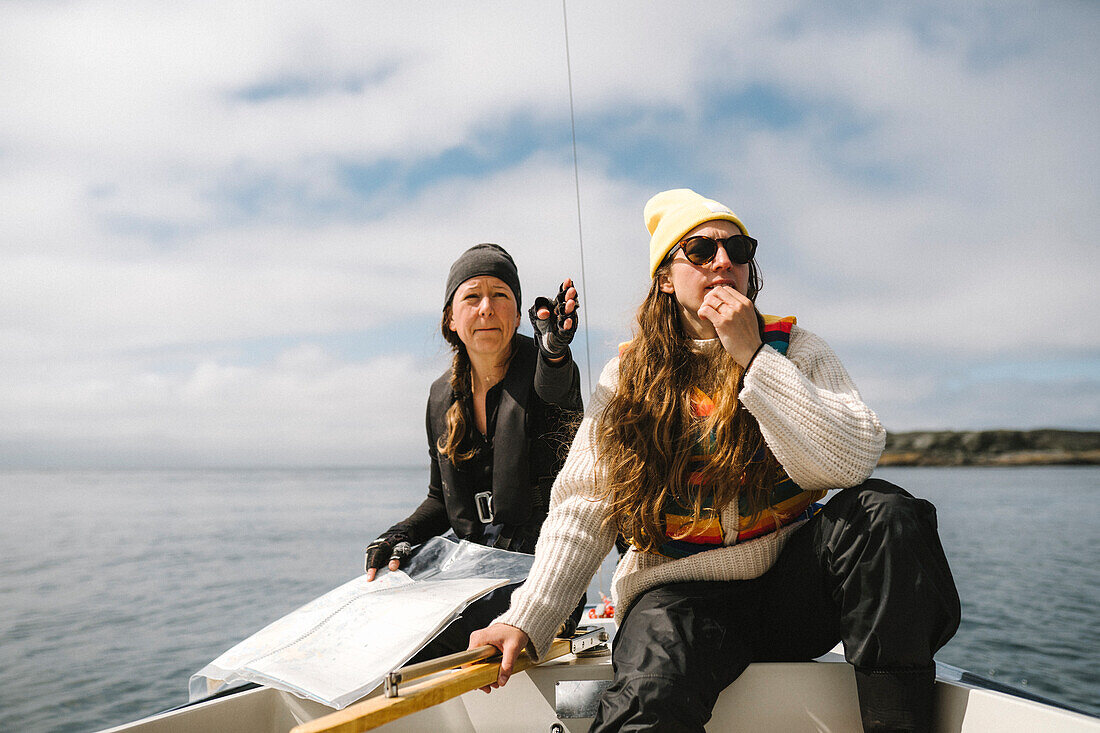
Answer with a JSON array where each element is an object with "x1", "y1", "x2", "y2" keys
[
  {"x1": 590, "y1": 479, "x2": 961, "y2": 733},
  {"x1": 408, "y1": 584, "x2": 587, "y2": 665}
]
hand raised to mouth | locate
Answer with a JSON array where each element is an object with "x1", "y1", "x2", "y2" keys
[{"x1": 698, "y1": 285, "x2": 762, "y2": 367}]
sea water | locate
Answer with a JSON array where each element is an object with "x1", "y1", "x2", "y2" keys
[{"x1": 1, "y1": 466, "x2": 1097, "y2": 732}]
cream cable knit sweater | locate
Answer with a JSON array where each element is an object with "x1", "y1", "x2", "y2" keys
[{"x1": 496, "y1": 325, "x2": 887, "y2": 660}]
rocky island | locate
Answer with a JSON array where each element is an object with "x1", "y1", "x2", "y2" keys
[{"x1": 879, "y1": 429, "x2": 1100, "y2": 466}]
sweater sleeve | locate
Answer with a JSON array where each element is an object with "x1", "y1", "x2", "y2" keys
[
  {"x1": 738, "y1": 325, "x2": 885, "y2": 490},
  {"x1": 494, "y1": 357, "x2": 620, "y2": 660}
]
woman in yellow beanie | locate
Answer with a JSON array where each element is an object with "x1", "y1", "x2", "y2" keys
[{"x1": 471, "y1": 191, "x2": 959, "y2": 732}]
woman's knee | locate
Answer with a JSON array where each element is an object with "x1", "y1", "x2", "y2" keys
[{"x1": 830, "y1": 479, "x2": 938, "y2": 539}]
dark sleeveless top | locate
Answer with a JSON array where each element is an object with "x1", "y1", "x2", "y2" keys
[{"x1": 385, "y1": 334, "x2": 583, "y2": 553}]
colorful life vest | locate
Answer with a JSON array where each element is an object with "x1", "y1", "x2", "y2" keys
[{"x1": 644, "y1": 315, "x2": 826, "y2": 559}]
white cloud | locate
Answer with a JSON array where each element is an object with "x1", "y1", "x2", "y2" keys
[
  {"x1": 0, "y1": 1, "x2": 1096, "y2": 466},
  {"x1": 857, "y1": 369, "x2": 1100, "y2": 433},
  {"x1": 0, "y1": 344, "x2": 444, "y2": 467}
]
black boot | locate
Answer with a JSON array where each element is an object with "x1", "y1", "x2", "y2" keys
[{"x1": 854, "y1": 666, "x2": 936, "y2": 733}]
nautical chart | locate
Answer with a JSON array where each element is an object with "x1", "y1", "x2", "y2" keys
[{"x1": 190, "y1": 536, "x2": 534, "y2": 709}]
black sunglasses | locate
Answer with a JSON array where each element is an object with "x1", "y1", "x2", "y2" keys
[{"x1": 674, "y1": 234, "x2": 757, "y2": 266}]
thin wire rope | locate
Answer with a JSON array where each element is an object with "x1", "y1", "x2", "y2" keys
[
  {"x1": 563, "y1": 0, "x2": 608, "y2": 602},
  {"x1": 562, "y1": 0, "x2": 593, "y2": 401}
]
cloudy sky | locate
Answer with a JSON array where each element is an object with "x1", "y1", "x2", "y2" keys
[{"x1": 1, "y1": 1, "x2": 1096, "y2": 468}]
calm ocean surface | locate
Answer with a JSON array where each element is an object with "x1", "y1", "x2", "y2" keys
[{"x1": 2, "y1": 466, "x2": 1097, "y2": 731}]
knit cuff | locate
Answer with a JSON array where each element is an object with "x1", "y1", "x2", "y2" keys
[
  {"x1": 737, "y1": 342, "x2": 768, "y2": 392},
  {"x1": 493, "y1": 607, "x2": 558, "y2": 662}
]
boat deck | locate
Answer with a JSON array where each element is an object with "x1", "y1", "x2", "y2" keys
[{"x1": 103, "y1": 640, "x2": 1100, "y2": 733}]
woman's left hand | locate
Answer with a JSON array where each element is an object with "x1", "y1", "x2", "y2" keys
[
  {"x1": 529, "y1": 278, "x2": 579, "y2": 362},
  {"x1": 698, "y1": 285, "x2": 762, "y2": 367}
]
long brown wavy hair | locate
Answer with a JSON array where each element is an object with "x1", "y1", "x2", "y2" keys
[
  {"x1": 594, "y1": 261, "x2": 779, "y2": 552},
  {"x1": 435, "y1": 304, "x2": 516, "y2": 463}
]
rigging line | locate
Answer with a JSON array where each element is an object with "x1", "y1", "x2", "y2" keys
[
  {"x1": 561, "y1": 0, "x2": 593, "y2": 400},
  {"x1": 563, "y1": 0, "x2": 609, "y2": 601}
]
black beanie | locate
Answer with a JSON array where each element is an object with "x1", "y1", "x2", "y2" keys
[{"x1": 443, "y1": 243, "x2": 521, "y2": 309}]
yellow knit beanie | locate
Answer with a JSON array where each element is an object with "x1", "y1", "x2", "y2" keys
[{"x1": 644, "y1": 189, "x2": 748, "y2": 276}]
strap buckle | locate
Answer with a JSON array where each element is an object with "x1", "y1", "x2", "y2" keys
[{"x1": 474, "y1": 491, "x2": 494, "y2": 524}]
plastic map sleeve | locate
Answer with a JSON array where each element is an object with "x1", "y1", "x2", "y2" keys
[{"x1": 189, "y1": 536, "x2": 535, "y2": 709}]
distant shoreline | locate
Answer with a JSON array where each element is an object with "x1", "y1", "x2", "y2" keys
[{"x1": 879, "y1": 429, "x2": 1100, "y2": 466}]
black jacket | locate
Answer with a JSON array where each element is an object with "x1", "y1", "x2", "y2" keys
[{"x1": 387, "y1": 334, "x2": 583, "y2": 553}]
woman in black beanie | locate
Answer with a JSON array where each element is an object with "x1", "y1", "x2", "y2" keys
[{"x1": 363, "y1": 243, "x2": 586, "y2": 660}]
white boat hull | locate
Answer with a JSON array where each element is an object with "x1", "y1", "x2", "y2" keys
[{"x1": 101, "y1": 645, "x2": 1100, "y2": 733}]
